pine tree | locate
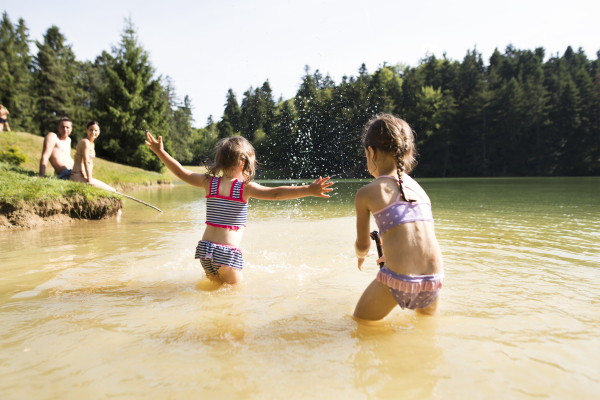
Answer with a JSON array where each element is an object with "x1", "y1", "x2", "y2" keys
[
  {"x1": 0, "y1": 13, "x2": 34, "y2": 132},
  {"x1": 164, "y1": 76, "x2": 195, "y2": 164},
  {"x1": 223, "y1": 89, "x2": 241, "y2": 133},
  {"x1": 240, "y1": 87, "x2": 265, "y2": 141},
  {"x1": 260, "y1": 80, "x2": 277, "y2": 136},
  {"x1": 217, "y1": 114, "x2": 234, "y2": 139},
  {"x1": 70, "y1": 60, "x2": 103, "y2": 143},
  {"x1": 266, "y1": 99, "x2": 297, "y2": 176},
  {"x1": 96, "y1": 18, "x2": 169, "y2": 171},
  {"x1": 33, "y1": 26, "x2": 77, "y2": 135}
]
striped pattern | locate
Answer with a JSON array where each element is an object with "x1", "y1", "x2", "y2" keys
[
  {"x1": 206, "y1": 177, "x2": 247, "y2": 229},
  {"x1": 195, "y1": 240, "x2": 244, "y2": 275},
  {"x1": 209, "y1": 176, "x2": 219, "y2": 195}
]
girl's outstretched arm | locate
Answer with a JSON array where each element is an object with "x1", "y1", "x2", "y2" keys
[
  {"x1": 245, "y1": 177, "x2": 333, "y2": 200},
  {"x1": 145, "y1": 132, "x2": 208, "y2": 188}
]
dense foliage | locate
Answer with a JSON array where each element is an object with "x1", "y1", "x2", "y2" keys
[
  {"x1": 1, "y1": 11, "x2": 598, "y2": 176},
  {"x1": 254, "y1": 51, "x2": 600, "y2": 178},
  {"x1": 0, "y1": 14, "x2": 208, "y2": 172}
]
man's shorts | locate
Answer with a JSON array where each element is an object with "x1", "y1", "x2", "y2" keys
[{"x1": 56, "y1": 169, "x2": 72, "y2": 180}]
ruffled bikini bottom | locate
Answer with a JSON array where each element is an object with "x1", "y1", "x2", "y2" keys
[
  {"x1": 195, "y1": 240, "x2": 244, "y2": 276},
  {"x1": 377, "y1": 266, "x2": 444, "y2": 310}
]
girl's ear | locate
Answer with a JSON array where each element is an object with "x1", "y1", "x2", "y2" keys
[{"x1": 368, "y1": 146, "x2": 377, "y2": 162}]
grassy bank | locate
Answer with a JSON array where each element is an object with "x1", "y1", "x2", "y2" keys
[
  {"x1": 0, "y1": 162, "x2": 123, "y2": 229},
  {"x1": 0, "y1": 131, "x2": 171, "y2": 188},
  {"x1": 0, "y1": 131, "x2": 174, "y2": 228}
]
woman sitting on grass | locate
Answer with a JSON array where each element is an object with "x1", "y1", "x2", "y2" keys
[{"x1": 69, "y1": 121, "x2": 115, "y2": 192}]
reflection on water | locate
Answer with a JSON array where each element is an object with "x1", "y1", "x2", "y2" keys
[{"x1": 1, "y1": 178, "x2": 599, "y2": 398}]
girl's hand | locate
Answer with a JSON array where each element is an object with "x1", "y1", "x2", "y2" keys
[
  {"x1": 145, "y1": 131, "x2": 163, "y2": 154},
  {"x1": 376, "y1": 255, "x2": 386, "y2": 266},
  {"x1": 357, "y1": 251, "x2": 377, "y2": 271},
  {"x1": 309, "y1": 176, "x2": 334, "y2": 197}
]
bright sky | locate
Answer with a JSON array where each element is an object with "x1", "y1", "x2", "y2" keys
[{"x1": 4, "y1": 0, "x2": 599, "y2": 127}]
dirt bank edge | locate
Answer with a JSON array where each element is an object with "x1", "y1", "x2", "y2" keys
[{"x1": 0, "y1": 195, "x2": 123, "y2": 229}]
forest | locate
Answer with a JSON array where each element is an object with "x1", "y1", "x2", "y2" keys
[{"x1": 1, "y1": 12, "x2": 599, "y2": 177}]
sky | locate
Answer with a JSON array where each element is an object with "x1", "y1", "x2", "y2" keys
[{"x1": 4, "y1": 0, "x2": 599, "y2": 127}]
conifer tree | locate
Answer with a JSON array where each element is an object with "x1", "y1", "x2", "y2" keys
[
  {"x1": 33, "y1": 26, "x2": 77, "y2": 135},
  {"x1": 266, "y1": 99, "x2": 297, "y2": 175},
  {"x1": 164, "y1": 76, "x2": 195, "y2": 164},
  {"x1": 217, "y1": 114, "x2": 234, "y2": 139},
  {"x1": 70, "y1": 60, "x2": 103, "y2": 143},
  {"x1": 260, "y1": 80, "x2": 277, "y2": 136},
  {"x1": 96, "y1": 18, "x2": 169, "y2": 171},
  {"x1": 0, "y1": 13, "x2": 34, "y2": 132},
  {"x1": 240, "y1": 87, "x2": 265, "y2": 141},
  {"x1": 223, "y1": 89, "x2": 241, "y2": 133}
]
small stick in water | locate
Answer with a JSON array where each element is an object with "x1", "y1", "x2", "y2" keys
[
  {"x1": 370, "y1": 231, "x2": 384, "y2": 269},
  {"x1": 115, "y1": 191, "x2": 162, "y2": 213}
]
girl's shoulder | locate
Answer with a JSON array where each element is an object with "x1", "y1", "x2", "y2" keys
[
  {"x1": 403, "y1": 174, "x2": 431, "y2": 203},
  {"x1": 356, "y1": 179, "x2": 386, "y2": 202}
]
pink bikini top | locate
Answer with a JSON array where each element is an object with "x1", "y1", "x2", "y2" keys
[{"x1": 372, "y1": 175, "x2": 434, "y2": 235}]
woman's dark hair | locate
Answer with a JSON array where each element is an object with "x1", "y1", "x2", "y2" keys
[
  {"x1": 86, "y1": 121, "x2": 100, "y2": 129},
  {"x1": 362, "y1": 114, "x2": 417, "y2": 175},
  {"x1": 203, "y1": 136, "x2": 256, "y2": 183}
]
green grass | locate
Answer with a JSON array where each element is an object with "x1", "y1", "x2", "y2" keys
[
  {"x1": 0, "y1": 131, "x2": 171, "y2": 187},
  {"x1": 0, "y1": 162, "x2": 121, "y2": 205}
]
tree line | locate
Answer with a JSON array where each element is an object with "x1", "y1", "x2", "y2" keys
[
  {"x1": 1, "y1": 11, "x2": 598, "y2": 177},
  {"x1": 0, "y1": 13, "x2": 214, "y2": 172},
  {"x1": 238, "y1": 50, "x2": 599, "y2": 178}
]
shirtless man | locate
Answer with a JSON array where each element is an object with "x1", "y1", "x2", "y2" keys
[
  {"x1": 0, "y1": 105, "x2": 9, "y2": 132},
  {"x1": 39, "y1": 117, "x2": 74, "y2": 179}
]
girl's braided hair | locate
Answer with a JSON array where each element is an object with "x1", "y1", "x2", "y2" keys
[
  {"x1": 362, "y1": 113, "x2": 417, "y2": 176},
  {"x1": 203, "y1": 136, "x2": 256, "y2": 183}
]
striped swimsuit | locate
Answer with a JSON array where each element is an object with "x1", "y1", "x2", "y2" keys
[{"x1": 195, "y1": 177, "x2": 248, "y2": 276}]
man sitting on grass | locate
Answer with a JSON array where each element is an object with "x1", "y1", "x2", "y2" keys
[{"x1": 39, "y1": 117, "x2": 74, "y2": 179}]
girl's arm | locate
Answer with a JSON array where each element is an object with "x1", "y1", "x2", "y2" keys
[
  {"x1": 354, "y1": 186, "x2": 372, "y2": 271},
  {"x1": 145, "y1": 132, "x2": 209, "y2": 188},
  {"x1": 245, "y1": 177, "x2": 333, "y2": 200},
  {"x1": 83, "y1": 141, "x2": 93, "y2": 182}
]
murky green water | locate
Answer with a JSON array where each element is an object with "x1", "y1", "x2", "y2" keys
[{"x1": 1, "y1": 178, "x2": 599, "y2": 399}]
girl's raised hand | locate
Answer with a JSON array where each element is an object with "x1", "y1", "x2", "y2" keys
[
  {"x1": 309, "y1": 176, "x2": 334, "y2": 198},
  {"x1": 145, "y1": 131, "x2": 163, "y2": 154}
]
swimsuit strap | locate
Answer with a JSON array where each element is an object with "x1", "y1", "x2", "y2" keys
[
  {"x1": 210, "y1": 176, "x2": 219, "y2": 196},
  {"x1": 377, "y1": 175, "x2": 416, "y2": 203},
  {"x1": 231, "y1": 180, "x2": 244, "y2": 200}
]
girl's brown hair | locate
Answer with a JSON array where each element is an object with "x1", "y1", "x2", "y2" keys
[
  {"x1": 362, "y1": 114, "x2": 417, "y2": 176},
  {"x1": 204, "y1": 136, "x2": 256, "y2": 182}
]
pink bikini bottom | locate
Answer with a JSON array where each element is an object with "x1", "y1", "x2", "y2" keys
[{"x1": 377, "y1": 266, "x2": 444, "y2": 310}]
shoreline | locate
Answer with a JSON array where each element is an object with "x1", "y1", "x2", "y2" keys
[
  {"x1": 0, "y1": 195, "x2": 124, "y2": 230},
  {"x1": 0, "y1": 178, "x2": 174, "y2": 230},
  {"x1": 1, "y1": 131, "x2": 176, "y2": 229}
]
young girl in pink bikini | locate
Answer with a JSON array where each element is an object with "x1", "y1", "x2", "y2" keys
[
  {"x1": 353, "y1": 114, "x2": 444, "y2": 320},
  {"x1": 145, "y1": 132, "x2": 333, "y2": 285}
]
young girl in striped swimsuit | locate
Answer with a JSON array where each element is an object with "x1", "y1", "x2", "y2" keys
[
  {"x1": 145, "y1": 132, "x2": 333, "y2": 284},
  {"x1": 353, "y1": 114, "x2": 444, "y2": 320}
]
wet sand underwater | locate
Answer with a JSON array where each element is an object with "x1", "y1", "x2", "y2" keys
[{"x1": 1, "y1": 178, "x2": 599, "y2": 399}]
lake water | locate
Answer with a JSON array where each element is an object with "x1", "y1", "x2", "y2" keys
[{"x1": 1, "y1": 178, "x2": 599, "y2": 399}]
